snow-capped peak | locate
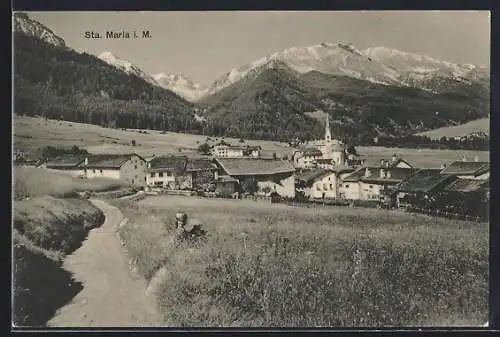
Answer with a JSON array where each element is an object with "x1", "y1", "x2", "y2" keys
[
  {"x1": 152, "y1": 73, "x2": 207, "y2": 102},
  {"x1": 13, "y1": 12, "x2": 67, "y2": 48},
  {"x1": 98, "y1": 51, "x2": 160, "y2": 87}
]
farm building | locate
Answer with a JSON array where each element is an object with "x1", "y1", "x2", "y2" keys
[
  {"x1": 296, "y1": 168, "x2": 354, "y2": 199},
  {"x1": 214, "y1": 158, "x2": 296, "y2": 198},
  {"x1": 185, "y1": 159, "x2": 219, "y2": 190},
  {"x1": 82, "y1": 154, "x2": 147, "y2": 187},
  {"x1": 211, "y1": 140, "x2": 261, "y2": 158},
  {"x1": 394, "y1": 169, "x2": 456, "y2": 209},
  {"x1": 214, "y1": 175, "x2": 240, "y2": 197},
  {"x1": 339, "y1": 166, "x2": 417, "y2": 201},
  {"x1": 440, "y1": 160, "x2": 489, "y2": 180},
  {"x1": 147, "y1": 156, "x2": 189, "y2": 189},
  {"x1": 438, "y1": 178, "x2": 490, "y2": 220},
  {"x1": 147, "y1": 156, "x2": 217, "y2": 190},
  {"x1": 41, "y1": 155, "x2": 86, "y2": 177}
]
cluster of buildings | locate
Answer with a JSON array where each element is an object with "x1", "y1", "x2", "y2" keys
[{"x1": 15, "y1": 115, "x2": 489, "y2": 217}]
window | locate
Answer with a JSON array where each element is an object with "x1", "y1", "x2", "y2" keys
[
  {"x1": 93, "y1": 169, "x2": 96, "y2": 173},
  {"x1": 132, "y1": 180, "x2": 134, "y2": 184},
  {"x1": 144, "y1": 177, "x2": 146, "y2": 181},
  {"x1": 166, "y1": 172, "x2": 172, "y2": 177},
  {"x1": 323, "y1": 184, "x2": 327, "y2": 191},
  {"x1": 134, "y1": 165, "x2": 137, "y2": 169},
  {"x1": 150, "y1": 172, "x2": 155, "y2": 177},
  {"x1": 330, "y1": 184, "x2": 333, "y2": 190},
  {"x1": 100, "y1": 169, "x2": 103, "y2": 174},
  {"x1": 316, "y1": 184, "x2": 321, "y2": 191},
  {"x1": 328, "y1": 177, "x2": 331, "y2": 181},
  {"x1": 345, "y1": 184, "x2": 350, "y2": 188},
  {"x1": 369, "y1": 185, "x2": 373, "y2": 189},
  {"x1": 159, "y1": 172, "x2": 164, "y2": 177}
]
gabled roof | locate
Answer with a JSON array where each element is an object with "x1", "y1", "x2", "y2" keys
[
  {"x1": 84, "y1": 154, "x2": 143, "y2": 169},
  {"x1": 45, "y1": 155, "x2": 86, "y2": 168},
  {"x1": 440, "y1": 161, "x2": 489, "y2": 176},
  {"x1": 396, "y1": 169, "x2": 455, "y2": 193},
  {"x1": 149, "y1": 155, "x2": 188, "y2": 174},
  {"x1": 297, "y1": 169, "x2": 332, "y2": 185},
  {"x1": 342, "y1": 166, "x2": 416, "y2": 184},
  {"x1": 216, "y1": 175, "x2": 239, "y2": 183},
  {"x1": 300, "y1": 148, "x2": 323, "y2": 157},
  {"x1": 444, "y1": 178, "x2": 489, "y2": 193},
  {"x1": 186, "y1": 159, "x2": 217, "y2": 172},
  {"x1": 215, "y1": 158, "x2": 295, "y2": 176}
]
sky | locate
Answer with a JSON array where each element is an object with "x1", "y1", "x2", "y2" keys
[{"x1": 28, "y1": 11, "x2": 490, "y2": 86}]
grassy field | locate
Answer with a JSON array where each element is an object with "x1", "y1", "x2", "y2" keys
[
  {"x1": 416, "y1": 118, "x2": 489, "y2": 140},
  {"x1": 14, "y1": 116, "x2": 489, "y2": 168},
  {"x1": 13, "y1": 166, "x2": 125, "y2": 200},
  {"x1": 113, "y1": 195, "x2": 488, "y2": 327}
]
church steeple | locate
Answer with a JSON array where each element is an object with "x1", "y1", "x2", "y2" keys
[{"x1": 325, "y1": 115, "x2": 331, "y2": 143}]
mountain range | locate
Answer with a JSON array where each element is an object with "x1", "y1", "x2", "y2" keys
[{"x1": 13, "y1": 12, "x2": 490, "y2": 143}]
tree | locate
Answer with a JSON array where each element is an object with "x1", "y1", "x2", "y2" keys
[
  {"x1": 197, "y1": 143, "x2": 211, "y2": 155},
  {"x1": 241, "y1": 176, "x2": 259, "y2": 195}
]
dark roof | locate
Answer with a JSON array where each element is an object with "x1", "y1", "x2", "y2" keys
[
  {"x1": 186, "y1": 159, "x2": 217, "y2": 172},
  {"x1": 216, "y1": 175, "x2": 239, "y2": 183},
  {"x1": 444, "y1": 178, "x2": 489, "y2": 193},
  {"x1": 316, "y1": 158, "x2": 333, "y2": 164},
  {"x1": 149, "y1": 156, "x2": 188, "y2": 174},
  {"x1": 396, "y1": 170, "x2": 455, "y2": 193},
  {"x1": 342, "y1": 166, "x2": 416, "y2": 183},
  {"x1": 440, "y1": 161, "x2": 489, "y2": 176},
  {"x1": 215, "y1": 158, "x2": 295, "y2": 176},
  {"x1": 45, "y1": 155, "x2": 85, "y2": 168},
  {"x1": 84, "y1": 154, "x2": 142, "y2": 169},
  {"x1": 297, "y1": 169, "x2": 332, "y2": 185}
]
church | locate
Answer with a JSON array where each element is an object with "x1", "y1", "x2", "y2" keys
[{"x1": 292, "y1": 115, "x2": 360, "y2": 170}]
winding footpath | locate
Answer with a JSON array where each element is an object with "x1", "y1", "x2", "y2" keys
[{"x1": 47, "y1": 199, "x2": 163, "y2": 327}]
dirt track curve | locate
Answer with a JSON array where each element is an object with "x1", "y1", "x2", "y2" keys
[{"x1": 47, "y1": 199, "x2": 163, "y2": 327}]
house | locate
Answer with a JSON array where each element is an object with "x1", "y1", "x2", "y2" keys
[
  {"x1": 42, "y1": 155, "x2": 87, "y2": 177},
  {"x1": 147, "y1": 156, "x2": 217, "y2": 190},
  {"x1": 185, "y1": 158, "x2": 219, "y2": 190},
  {"x1": 296, "y1": 168, "x2": 354, "y2": 199},
  {"x1": 440, "y1": 161, "x2": 489, "y2": 180},
  {"x1": 293, "y1": 148, "x2": 323, "y2": 169},
  {"x1": 339, "y1": 166, "x2": 417, "y2": 201},
  {"x1": 214, "y1": 175, "x2": 240, "y2": 197},
  {"x1": 369, "y1": 155, "x2": 413, "y2": 169},
  {"x1": 214, "y1": 158, "x2": 296, "y2": 198},
  {"x1": 146, "y1": 156, "x2": 189, "y2": 189},
  {"x1": 212, "y1": 141, "x2": 261, "y2": 158},
  {"x1": 394, "y1": 169, "x2": 456, "y2": 209},
  {"x1": 82, "y1": 154, "x2": 147, "y2": 187}
]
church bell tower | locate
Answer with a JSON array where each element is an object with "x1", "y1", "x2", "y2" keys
[{"x1": 325, "y1": 115, "x2": 331, "y2": 143}]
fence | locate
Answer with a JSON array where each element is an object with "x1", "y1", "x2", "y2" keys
[{"x1": 402, "y1": 206, "x2": 487, "y2": 222}]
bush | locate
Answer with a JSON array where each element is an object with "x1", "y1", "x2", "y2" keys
[{"x1": 197, "y1": 143, "x2": 211, "y2": 155}]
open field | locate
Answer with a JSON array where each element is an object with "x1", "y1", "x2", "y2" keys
[
  {"x1": 13, "y1": 166, "x2": 125, "y2": 200},
  {"x1": 113, "y1": 195, "x2": 488, "y2": 327},
  {"x1": 14, "y1": 116, "x2": 489, "y2": 168},
  {"x1": 416, "y1": 118, "x2": 489, "y2": 140}
]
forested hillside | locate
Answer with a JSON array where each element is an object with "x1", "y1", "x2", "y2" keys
[{"x1": 14, "y1": 32, "x2": 201, "y2": 132}]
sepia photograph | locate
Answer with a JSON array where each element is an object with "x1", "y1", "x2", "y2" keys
[{"x1": 12, "y1": 10, "x2": 490, "y2": 328}]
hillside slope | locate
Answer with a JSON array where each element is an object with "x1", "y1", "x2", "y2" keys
[
  {"x1": 200, "y1": 62, "x2": 489, "y2": 141},
  {"x1": 13, "y1": 31, "x2": 200, "y2": 133},
  {"x1": 416, "y1": 118, "x2": 490, "y2": 139}
]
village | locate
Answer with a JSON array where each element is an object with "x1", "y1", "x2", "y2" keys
[{"x1": 14, "y1": 115, "x2": 490, "y2": 222}]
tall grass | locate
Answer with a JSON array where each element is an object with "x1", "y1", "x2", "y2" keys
[
  {"x1": 115, "y1": 196, "x2": 488, "y2": 327},
  {"x1": 13, "y1": 166, "x2": 124, "y2": 200}
]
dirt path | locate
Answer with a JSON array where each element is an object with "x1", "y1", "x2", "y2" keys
[{"x1": 47, "y1": 199, "x2": 163, "y2": 327}]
